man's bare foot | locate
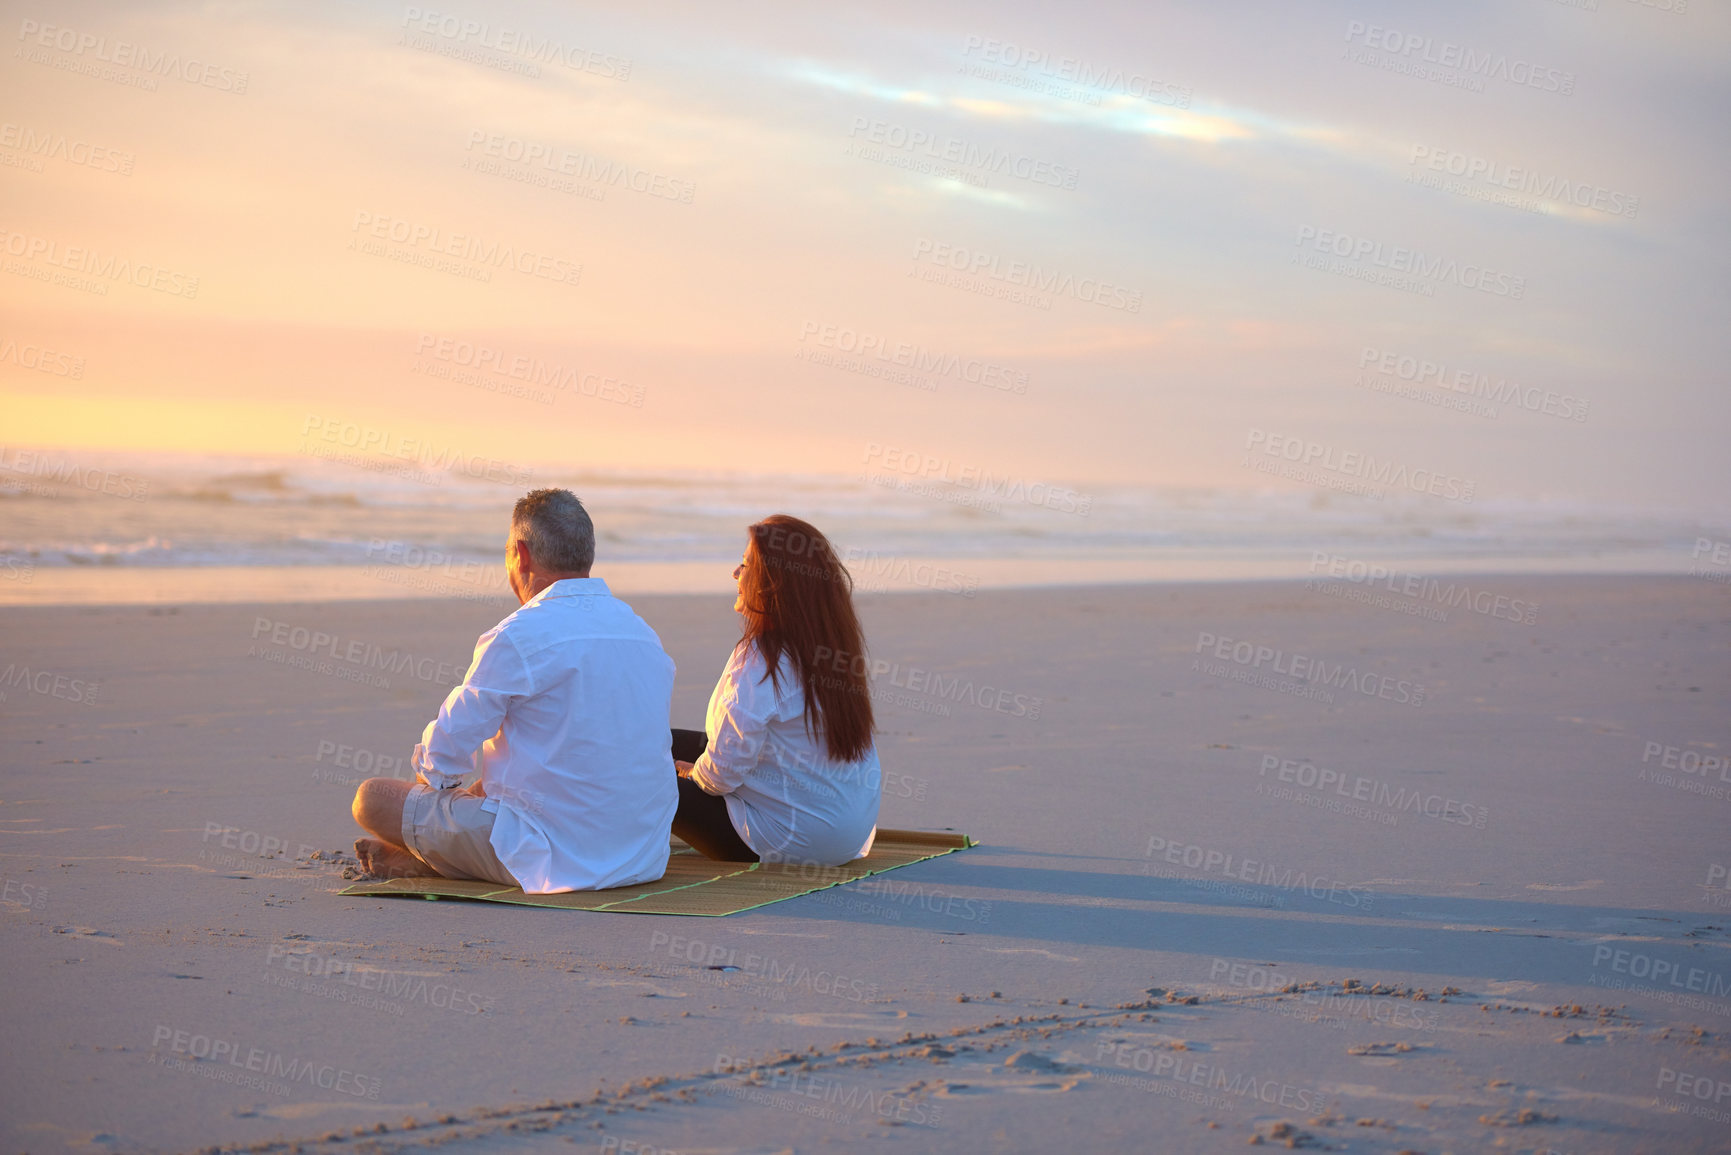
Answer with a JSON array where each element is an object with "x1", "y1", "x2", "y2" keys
[{"x1": 354, "y1": 838, "x2": 435, "y2": 880}]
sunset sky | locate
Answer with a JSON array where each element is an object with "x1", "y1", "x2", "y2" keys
[{"x1": 2, "y1": 0, "x2": 1726, "y2": 517}]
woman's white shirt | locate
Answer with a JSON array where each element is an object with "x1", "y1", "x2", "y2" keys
[{"x1": 689, "y1": 642, "x2": 880, "y2": 866}]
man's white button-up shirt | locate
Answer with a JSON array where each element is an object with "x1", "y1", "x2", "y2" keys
[{"x1": 414, "y1": 577, "x2": 677, "y2": 893}]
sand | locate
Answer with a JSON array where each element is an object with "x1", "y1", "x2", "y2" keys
[{"x1": 2, "y1": 576, "x2": 1728, "y2": 1153}]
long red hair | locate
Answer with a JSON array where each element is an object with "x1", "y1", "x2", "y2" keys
[{"x1": 736, "y1": 515, "x2": 874, "y2": 763}]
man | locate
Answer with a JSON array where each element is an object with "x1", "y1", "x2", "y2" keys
[{"x1": 351, "y1": 488, "x2": 677, "y2": 893}]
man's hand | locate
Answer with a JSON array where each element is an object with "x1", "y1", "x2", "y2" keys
[{"x1": 674, "y1": 760, "x2": 695, "y2": 779}]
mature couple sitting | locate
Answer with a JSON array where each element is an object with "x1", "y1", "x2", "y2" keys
[{"x1": 350, "y1": 488, "x2": 881, "y2": 893}]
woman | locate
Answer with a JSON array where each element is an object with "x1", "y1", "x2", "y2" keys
[{"x1": 671, "y1": 515, "x2": 880, "y2": 865}]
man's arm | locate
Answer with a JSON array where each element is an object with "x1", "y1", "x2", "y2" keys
[{"x1": 412, "y1": 627, "x2": 532, "y2": 789}]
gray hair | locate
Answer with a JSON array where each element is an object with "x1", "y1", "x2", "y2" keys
[{"x1": 511, "y1": 488, "x2": 594, "y2": 573}]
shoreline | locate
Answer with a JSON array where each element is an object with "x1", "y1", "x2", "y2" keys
[{"x1": 0, "y1": 551, "x2": 1714, "y2": 607}]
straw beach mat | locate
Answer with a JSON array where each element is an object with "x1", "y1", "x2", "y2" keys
[{"x1": 338, "y1": 829, "x2": 975, "y2": 916}]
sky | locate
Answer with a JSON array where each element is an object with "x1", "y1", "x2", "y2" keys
[{"x1": 2, "y1": 0, "x2": 1727, "y2": 518}]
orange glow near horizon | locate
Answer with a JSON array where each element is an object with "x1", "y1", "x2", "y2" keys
[{"x1": 0, "y1": 3, "x2": 1723, "y2": 511}]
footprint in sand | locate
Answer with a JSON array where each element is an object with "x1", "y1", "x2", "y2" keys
[
  {"x1": 932, "y1": 1051, "x2": 1089, "y2": 1094},
  {"x1": 769, "y1": 1011, "x2": 909, "y2": 1028},
  {"x1": 982, "y1": 948, "x2": 1082, "y2": 962},
  {"x1": 260, "y1": 1102, "x2": 429, "y2": 1121},
  {"x1": 1003, "y1": 1051, "x2": 1074, "y2": 1072},
  {"x1": 1105, "y1": 1031, "x2": 1204, "y2": 1052},
  {"x1": 577, "y1": 978, "x2": 688, "y2": 999}
]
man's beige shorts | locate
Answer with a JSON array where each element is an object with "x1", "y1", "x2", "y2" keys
[{"x1": 401, "y1": 784, "x2": 519, "y2": 887}]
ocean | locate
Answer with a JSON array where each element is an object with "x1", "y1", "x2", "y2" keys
[{"x1": 0, "y1": 446, "x2": 1709, "y2": 605}]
